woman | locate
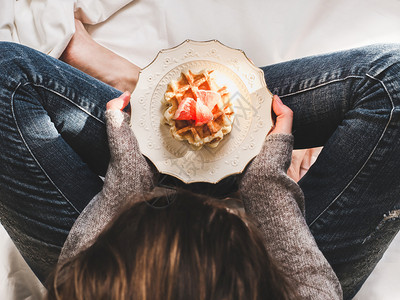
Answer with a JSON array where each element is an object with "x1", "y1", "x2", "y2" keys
[
  {"x1": 44, "y1": 90, "x2": 339, "y2": 299},
  {"x1": 0, "y1": 36, "x2": 399, "y2": 299}
]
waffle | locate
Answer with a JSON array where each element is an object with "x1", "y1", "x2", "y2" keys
[{"x1": 162, "y1": 70, "x2": 235, "y2": 149}]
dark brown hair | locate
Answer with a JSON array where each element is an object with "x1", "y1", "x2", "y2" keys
[{"x1": 46, "y1": 190, "x2": 296, "y2": 300}]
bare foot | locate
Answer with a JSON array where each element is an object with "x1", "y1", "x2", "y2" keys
[{"x1": 60, "y1": 20, "x2": 140, "y2": 92}]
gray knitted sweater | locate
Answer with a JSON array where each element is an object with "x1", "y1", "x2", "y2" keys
[{"x1": 60, "y1": 110, "x2": 342, "y2": 299}]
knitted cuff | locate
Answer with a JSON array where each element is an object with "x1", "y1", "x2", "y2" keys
[
  {"x1": 257, "y1": 133, "x2": 294, "y2": 174},
  {"x1": 105, "y1": 110, "x2": 139, "y2": 163}
]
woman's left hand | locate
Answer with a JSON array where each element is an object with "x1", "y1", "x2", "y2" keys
[
  {"x1": 103, "y1": 92, "x2": 156, "y2": 197},
  {"x1": 106, "y1": 91, "x2": 131, "y2": 112}
]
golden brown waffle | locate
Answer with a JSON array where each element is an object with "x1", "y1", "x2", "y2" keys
[{"x1": 163, "y1": 70, "x2": 235, "y2": 149}]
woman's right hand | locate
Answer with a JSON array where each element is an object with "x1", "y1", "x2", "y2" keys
[
  {"x1": 238, "y1": 94, "x2": 295, "y2": 185},
  {"x1": 269, "y1": 95, "x2": 293, "y2": 135}
]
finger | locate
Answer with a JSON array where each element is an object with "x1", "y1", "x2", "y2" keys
[
  {"x1": 269, "y1": 95, "x2": 293, "y2": 135},
  {"x1": 106, "y1": 91, "x2": 131, "y2": 111}
]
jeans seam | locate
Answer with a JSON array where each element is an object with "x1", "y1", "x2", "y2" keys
[
  {"x1": 11, "y1": 81, "x2": 101, "y2": 214},
  {"x1": 279, "y1": 75, "x2": 364, "y2": 98},
  {"x1": 287, "y1": 74, "x2": 395, "y2": 227},
  {"x1": 31, "y1": 83, "x2": 105, "y2": 124}
]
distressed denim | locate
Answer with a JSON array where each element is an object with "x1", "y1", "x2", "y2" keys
[
  {"x1": 0, "y1": 42, "x2": 399, "y2": 298},
  {"x1": 262, "y1": 44, "x2": 400, "y2": 299},
  {"x1": 0, "y1": 42, "x2": 121, "y2": 281}
]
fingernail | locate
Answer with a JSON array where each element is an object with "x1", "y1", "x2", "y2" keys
[
  {"x1": 274, "y1": 95, "x2": 283, "y2": 105},
  {"x1": 121, "y1": 91, "x2": 130, "y2": 98}
]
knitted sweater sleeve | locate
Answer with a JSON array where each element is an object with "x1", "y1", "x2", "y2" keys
[
  {"x1": 239, "y1": 134, "x2": 343, "y2": 300},
  {"x1": 60, "y1": 110, "x2": 156, "y2": 261}
]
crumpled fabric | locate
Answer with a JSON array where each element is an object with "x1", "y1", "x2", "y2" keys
[
  {"x1": 0, "y1": 0, "x2": 132, "y2": 58},
  {"x1": 3, "y1": 0, "x2": 400, "y2": 66}
]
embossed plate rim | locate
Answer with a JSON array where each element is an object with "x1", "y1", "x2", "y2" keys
[{"x1": 130, "y1": 40, "x2": 273, "y2": 183}]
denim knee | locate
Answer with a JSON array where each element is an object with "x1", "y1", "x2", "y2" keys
[
  {"x1": 0, "y1": 41, "x2": 33, "y2": 65},
  {"x1": 0, "y1": 41, "x2": 21, "y2": 56},
  {"x1": 0, "y1": 42, "x2": 55, "y2": 89},
  {"x1": 364, "y1": 43, "x2": 400, "y2": 74},
  {"x1": 363, "y1": 44, "x2": 400, "y2": 106},
  {"x1": 0, "y1": 42, "x2": 34, "y2": 87}
]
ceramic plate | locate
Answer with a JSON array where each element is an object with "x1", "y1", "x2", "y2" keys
[{"x1": 130, "y1": 40, "x2": 273, "y2": 183}]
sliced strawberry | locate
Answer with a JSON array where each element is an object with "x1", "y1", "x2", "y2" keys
[
  {"x1": 195, "y1": 100, "x2": 213, "y2": 126},
  {"x1": 173, "y1": 97, "x2": 196, "y2": 120},
  {"x1": 195, "y1": 90, "x2": 221, "y2": 110}
]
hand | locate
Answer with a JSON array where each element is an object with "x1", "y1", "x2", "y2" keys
[
  {"x1": 269, "y1": 95, "x2": 293, "y2": 135},
  {"x1": 238, "y1": 94, "x2": 295, "y2": 189},
  {"x1": 60, "y1": 19, "x2": 140, "y2": 92},
  {"x1": 104, "y1": 92, "x2": 156, "y2": 196},
  {"x1": 106, "y1": 91, "x2": 131, "y2": 112},
  {"x1": 269, "y1": 95, "x2": 304, "y2": 181}
]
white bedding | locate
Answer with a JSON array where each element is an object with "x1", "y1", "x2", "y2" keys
[{"x1": 1, "y1": 1, "x2": 400, "y2": 299}]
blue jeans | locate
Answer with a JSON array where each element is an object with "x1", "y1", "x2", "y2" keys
[
  {"x1": 0, "y1": 42, "x2": 399, "y2": 298},
  {"x1": 0, "y1": 42, "x2": 121, "y2": 282}
]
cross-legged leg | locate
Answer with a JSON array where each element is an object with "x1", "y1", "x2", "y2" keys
[
  {"x1": 262, "y1": 44, "x2": 400, "y2": 299},
  {"x1": 0, "y1": 42, "x2": 121, "y2": 281}
]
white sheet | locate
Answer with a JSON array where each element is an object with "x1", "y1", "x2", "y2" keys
[
  {"x1": 85, "y1": 0, "x2": 400, "y2": 68},
  {"x1": 1, "y1": 1, "x2": 400, "y2": 299}
]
